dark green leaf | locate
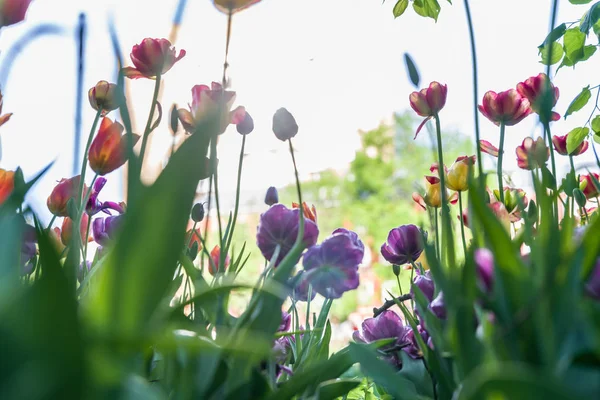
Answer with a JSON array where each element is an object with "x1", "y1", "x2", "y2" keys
[
  {"x1": 566, "y1": 126, "x2": 590, "y2": 154},
  {"x1": 316, "y1": 379, "x2": 362, "y2": 400},
  {"x1": 393, "y1": 0, "x2": 409, "y2": 18},
  {"x1": 398, "y1": 352, "x2": 434, "y2": 398},
  {"x1": 539, "y1": 23, "x2": 566, "y2": 48},
  {"x1": 404, "y1": 53, "x2": 421, "y2": 88},
  {"x1": 570, "y1": 0, "x2": 593, "y2": 4},
  {"x1": 563, "y1": 28, "x2": 586, "y2": 63},
  {"x1": 581, "y1": 2, "x2": 600, "y2": 34},
  {"x1": 591, "y1": 115, "x2": 600, "y2": 133},
  {"x1": 565, "y1": 85, "x2": 591, "y2": 118}
]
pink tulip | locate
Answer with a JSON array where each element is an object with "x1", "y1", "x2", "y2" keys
[
  {"x1": 479, "y1": 89, "x2": 531, "y2": 126},
  {"x1": 516, "y1": 73, "x2": 560, "y2": 122},
  {"x1": 409, "y1": 82, "x2": 447, "y2": 138}
]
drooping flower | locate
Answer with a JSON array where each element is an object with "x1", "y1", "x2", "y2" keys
[
  {"x1": 516, "y1": 73, "x2": 560, "y2": 122},
  {"x1": 191, "y1": 203, "x2": 205, "y2": 222},
  {"x1": 122, "y1": 38, "x2": 186, "y2": 79},
  {"x1": 0, "y1": 168, "x2": 15, "y2": 205},
  {"x1": 353, "y1": 310, "x2": 411, "y2": 366},
  {"x1": 478, "y1": 89, "x2": 531, "y2": 126},
  {"x1": 492, "y1": 187, "x2": 528, "y2": 222},
  {"x1": 265, "y1": 186, "x2": 279, "y2": 206},
  {"x1": 552, "y1": 134, "x2": 588, "y2": 156},
  {"x1": 474, "y1": 248, "x2": 494, "y2": 293},
  {"x1": 0, "y1": 0, "x2": 31, "y2": 27},
  {"x1": 92, "y1": 215, "x2": 122, "y2": 246},
  {"x1": 580, "y1": 173, "x2": 600, "y2": 199},
  {"x1": 413, "y1": 176, "x2": 458, "y2": 210},
  {"x1": 61, "y1": 215, "x2": 90, "y2": 246},
  {"x1": 178, "y1": 82, "x2": 246, "y2": 135},
  {"x1": 516, "y1": 137, "x2": 549, "y2": 170},
  {"x1": 236, "y1": 111, "x2": 254, "y2": 135},
  {"x1": 47, "y1": 176, "x2": 85, "y2": 217},
  {"x1": 89, "y1": 117, "x2": 140, "y2": 176},
  {"x1": 585, "y1": 259, "x2": 600, "y2": 300},
  {"x1": 272, "y1": 108, "x2": 299, "y2": 141},
  {"x1": 409, "y1": 81, "x2": 447, "y2": 138},
  {"x1": 301, "y1": 229, "x2": 364, "y2": 299},
  {"x1": 381, "y1": 224, "x2": 425, "y2": 266},
  {"x1": 292, "y1": 202, "x2": 317, "y2": 223},
  {"x1": 88, "y1": 81, "x2": 122, "y2": 116},
  {"x1": 479, "y1": 140, "x2": 500, "y2": 157},
  {"x1": 208, "y1": 245, "x2": 230, "y2": 276},
  {"x1": 213, "y1": 0, "x2": 262, "y2": 13},
  {"x1": 411, "y1": 269, "x2": 435, "y2": 302},
  {"x1": 256, "y1": 204, "x2": 319, "y2": 266},
  {"x1": 446, "y1": 155, "x2": 476, "y2": 192}
]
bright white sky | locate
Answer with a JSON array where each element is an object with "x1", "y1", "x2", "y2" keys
[{"x1": 0, "y1": 0, "x2": 598, "y2": 221}]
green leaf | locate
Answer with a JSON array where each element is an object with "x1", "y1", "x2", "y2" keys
[
  {"x1": 404, "y1": 53, "x2": 421, "y2": 88},
  {"x1": 594, "y1": 133, "x2": 600, "y2": 144},
  {"x1": 393, "y1": 0, "x2": 409, "y2": 17},
  {"x1": 592, "y1": 115, "x2": 600, "y2": 133},
  {"x1": 539, "y1": 42, "x2": 563, "y2": 66},
  {"x1": 564, "y1": 85, "x2": 591, "y2": 118},
  {"x1": 539, "y1": 23, "x2": 567, "y2": 48},
  {"x1": 581, "y1": 2, "x2": 600, "y2": 34},
  {"x1": 560, "y1": 45, "x2": 596, "y2": 67},
  {"x1": 563, "y1": 28, "x2": 586, "y2": 63},
  {"x1": 413, "y1": 0, "x2": 441, "y2": 21},
  {"x1": 398, "y1": 352, "x2": 434, "y2": 398},
  {"x1": 566, "y1": 126, "x2": 590, "y2": 154},
  {"x1": 570, "y1": 0, "x2": 593, "y2": 4},
  {"x1": 316, "y1": 379, "x2": 362, "y2": 400}
]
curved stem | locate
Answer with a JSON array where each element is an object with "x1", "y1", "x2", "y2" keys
[
  {"x1": 138, "y1": 74, "x2": 162, "y2": 173},
  {"x1": 79, "y1": 109, "x2": 102, "y2": 205},
  {"x1": 497, "y1": 122, "x2": 506, "y2": 204},
  {"x1": 458, "y1": 191, "x2": 468, "y2": 256},
  {"x1": 224, "y1": 134, "x2": 246, "y2": 255},
  {"x1": 288, "y1": 139, "x2": 305, "y2": 246},
  {"x1": 463, "y1": 0, "x2": 483, "y2": 180}
]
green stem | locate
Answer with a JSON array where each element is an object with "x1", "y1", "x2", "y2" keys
[
  {"x1": 569, "y1": 155, "x2": 576, "y2": 218},
  {"x1": 211, "y1": 140, "x2": 224, "y2": 272},
  {"x1": 46, "y1": 215, "x2": 57, "y2": 232},
  {"x1": 458, "y1": 191, "x2": 468, "y2": 257},
  {"x1": 544, "y1": 122, "x2": 558, "y2": 216},
  {"x1": 82, "y1": 214, "x2": 92, "y2": 263},
  {"x1": 396, "y1": 273, "x2": 403, "y2": 296},
  {"x1": 78, "y1": 110, "x2": 102, "y2": 206},
  {"x1": 138, "y1": 74, "x2": 162, "y2": 174},
  {"x1": 288, "y1": 139, "x2": 305, "y2": 247},
  {"x1": 434, "y1": 209, "x2": 440, "y2": 261},
  {"x1": 497, "y1": 122, "x2": 506, "y2": 204},
  {"x1": 224, "y1": 134, "x2": 246, "y2": 257}
]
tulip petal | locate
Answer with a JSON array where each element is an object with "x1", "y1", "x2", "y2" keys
[
  {"x1": 412, "y1": 193, "x2": 427, "y2": 210},
  {"x1": 414, "y1": 116, "x2": 432, "y2": 140},
  {"x1": 122, "y1": 67, "x2": 146, "y2": 79},
  {"x1": 479, "y1": 140, "x2": 499, "y2": 157},
  {"x1": 230, "y1": 106, "x2": 246, "y2": 125}
]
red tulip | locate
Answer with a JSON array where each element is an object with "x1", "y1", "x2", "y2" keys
[
  {"x1": 516, "y1": 137, "x2": 549, "y2": 170},
  {"x1": 516, "y1": 73, "x2": 560, "y2": 122},
  {"x1": 47, "y1": 176, "x2": 86, "y2": 217},
  {"x1": 478, "y1": 89, "x2": 531, "y2": 126},
  {"x1": 178, "y1": 82, "x2": 246, "y2": 135},
  {"x1": 0, "y1": 168, "x2": 14, "y2": 205},
  {"x1": 209, "y1": 245, "x2": 230, "y2": 276},
  {"x1": 213, "y1": 0, "x2": 262, "y2": 13},
  {"x1": 89, "y1": 117, "x2": 140, "y2": 176},
  {"x1": 122, "y1": 38, "x2": 186, "y2": 79},
  {"x1": 580, "y1": 173, "x2": 600, "y2": 199},
  {"x1": 479, "y1": 140, "x2": 499, "y2": 157},
  {"x1": 60, "y1": 215, "x2": 90, "y2": 246},
  {"x1": 551, "y1": 134, "x2": 588, "y2": 156},
  {"x1": 412, "y1": 175, "x2": 458, "y2": 210},
  {"x1": 409, "y1": 81, "x2": 447, "y2": 138},
  {"x1": 1, "y1": 0, "x2": 31, "y2": 27}
]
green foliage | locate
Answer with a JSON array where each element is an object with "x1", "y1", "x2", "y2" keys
[
  {"x1": 566, "y1": 126, "x2": 590, "y2": 154},
  {"x1": 565, "y1": 85, "x2": 591, "y2": 118}
]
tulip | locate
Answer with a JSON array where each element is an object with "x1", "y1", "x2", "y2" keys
[
  {"x1": 0, "y1": 88, "x2": 12, "y2": 128},
  {"x1": 413, "y1": 176, "x2": 458, "y2": 210},
  {"x1": 256, "y1": 204, "x2": 319, "y2": 266},
  {"x1": 580, "y1": 173, "x2": 600, "y2": 199},
  {"x1": 88, "y1": 81, "x2": 121, "y2": 115},
  {"x1": 381, "y1": 224, "x2": 425, "y2": 266},
  {"x1": 278, "y1": 311, "x2": 291, "y2": 332},
  {"x1": 0, "y1": 168, "x2": 14, "y2": 205},
  {"x1": 185, "y1": 228, "x2": 203, "y2": 251},
  {"x1": 409, "y1": 81, "x2": 448, "y2": 138},
  {"x1": 429, "y1": 291, "x2": 446, "y2": 320},
  {"x1": 292, "y1": 270, "x2": 317, "y2": 302},
  {"x1": 446, "y1": 155, "x2": 475, "y2": 192},
  {"x1": 478, "y1": 89, "x2": 531, "y2": 126},
  {"x1": 49, "y1": 227, "x2": 66, "y2": 254},
  {"x1": 551, "y1": 134, "x2": 589, "y2": 156},
  {"x1": 213, "y1": 0, "x2": 262, "y2": 13},
  {"x1": 301, "y1": 229, "x2": 364, "y2": 299},
  {"x1": 489, "y1": 202, "x2": 511, "y2": 232},
  {"x1": 47, "y1": 176, "x2": 85, "y2": 217},
  {"x1": 86, "y1": 177, "x2": 124, "y2": 216},
  {"x1": 89, "y1": 117, "x2": 140, "y2": 176},
  {"x1": 353, "y1": 310, "x2": 411, "y2": 366},
  {"x1": 0, "y1": 0, "x2": 31, "y2": 27},
  {"x1": 178, "y1": 82, "x2": 246, "y2": 135},
  {"x1": 474, "y1": 248, "x2": 494, "y2": 293},
  {"x1": 272, "y1": 108, "x2": 299, "y2": 141},
  {"x1": 492, "y1": 187, "x2": 527, "y2": 222},
  {"x1": 292, "y1": 201, "x2": 317, "y2": 223},
  {"x1": 191, "y1": 203, "x2": 205, "y2": 222},
  {"x1": 93, "y1": 215, "x2": 122, "y2": 246},
  {"x1": 479, "y1": 140, "x2": 499, "y2": 157},
  {"x1": 208, "y1": 245, "x2": 230, "y2": 276},
  {"x1": 411, "y1": 269, "x2": 435, "y2": 302},
  {"x1": 403, "y1": 325, "x2": 431, "y2": 359},
  {"x1": 61, "y1": 215, "x2": 89, "y2": 246},
  {"x1": 585, "y1": 259, "x2": 600, "y2": 300},
  {"x1": 122, "y1": 38, "x2": 186, "y2": 79},
  {"x1": 78, "y1": 261, "x2": 92, "y2": 284},
  {"x1": 264, "y1": 186, "x2": 279, "y2": 206},
  {"x1": 516, "y1": 137, "x2": 550, "y2": 170},
  {"x1": 236, "y1": 111, "x2": 254, "y2": 135},
  {"x1": 516, "y1": 73, "x2": 560, "y2": 122}
]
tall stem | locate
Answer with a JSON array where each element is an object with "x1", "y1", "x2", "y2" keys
[
  {"x1": 544, "y1": 122, "x2": 558, "y2": 216},
  {"x1": 288, "y1": 139, "x2": 305, "y2": 246},
  {"x1": 210, "y1": 139, "x2": 224, "y2": 271},
  {"x1": 138, "y1": 74, "x2": 162, "y2": 174},
  {"x1": 434, "y1": 114, "x2": 455, "y2": 267},
  {"x1": 458, "y1": 192, "x2": 468, "y2": 257},
  {"x1": 79, "y1": 110, "x2": 102, "y2": 203},
  {"x1": 497, "y1": 122, "x2": 506, "y2": 204},
  {"x1": 434, "y1": 209, "x2": 440, "y2": 261},
  {"x1": 225, "y1": 134, "x2": 246, "y2": 254},
  {"x1": 569, "y1": 155, "x2": 576, "y2": 218}
]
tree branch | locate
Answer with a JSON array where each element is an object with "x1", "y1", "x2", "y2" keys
[{"x1": 372, "y1": 293, "x2": 413, "y2": 317}]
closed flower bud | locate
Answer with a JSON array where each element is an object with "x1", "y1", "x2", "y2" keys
[
  {"x1": 209, "y1": 245, "x2": 230, "y2": 276},
  {"x1": 47, "y1": 176, "x2": 85, "y2": 217},
  {"x1": 236, "y1": 111, "x2": 254, "y2": 135},
  {"x1": 61, "y1": 215, "x2": 89, "y2": 246},
  {"x1": 170, "y1": 104, "x2": 179, "y2": 135},
  {"x1": 88, "y1": 81, "x2": 121, "y2": 115},
  {"x1": 579, "y1": 173, "x2": 600, "y2": 199},
  {"x1": 409, "y1": 81, "x2": 448, "y2": 138},
  {"x1": 574, "y1": 188, "x2": 587, "y2": 208},
  {"x1": 552, "y1": 134, "x2": 588, "y2": 156},
  {"x1": 264, "y1": 186, "x2": 279, "y2": 206},
  {"x1": 429, "y1": 292, "x2": 446, "y2": 320},
  {"x1": 89, "y1": 117, "x2": 140, "y2": 175},
  {"x1": 516, "y1": 137, "x2": 549, "y2": 170},
  {"x1": 474, "y1": 248, "x2": 494, "y2": 293},
  {"x1": 191, "y1": 202, "x2": 205, "y2": 222},
  {"x1": 446, "y1": 155, "x2": 475, "y2": 192},
  {"x1": 1, "y1": 0, "x2": 32, "y2": 27},
  {"x1": 272, "y1": 108, "x2": 298, "y2": 141}
]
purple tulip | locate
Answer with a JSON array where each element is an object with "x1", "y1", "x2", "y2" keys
[
  {"x1": 86, "y1": 177, "x2": 125, "y2": 216},
  {"x1": 20, "y1": 224, "x2": 37, "y2": 275},
  {"x1": 411, "y1": 269, "x2": 435, "y2": 302},
  {"x1": 256, "y1": 204, "x2": 319, "y2": 266},
  {"x1": 272, "y1": 108, "x2": 298, "y2": 141},
  {"x1": 301, "y1": 229, "x2": 364, "y2": 299},
  {"x1": 265, "y1": 186, "x2": 279, "y2": 206},
  {"x1": 292, "y1": 270, "x2": 317, "y2": 302},
  {"x1": 93, "y1": 215, "x2": 122, "y2": 246},
  {"x1": 332, "y1": 228, "x2": 365, "y2": 253},
  {"x1": 475, "y1": 248, "x2": 494, "y2": 293},
  {"x1": 585, "y1": 259, "x2": 600, "y2": 300},
  {"x1": 429, "y1": 291, "x2": 446, "y2": 320},
  {"x1": 403, "y1": 325, "x2": 431, "y2": 359},
  {"x1": 381, "y1": 224, "x2": 425, "y2": 266},
  {"x1": 279, "y1": 311, "x2": 291, "y2": 332},
  {"x1": 78, "y1": 261, "x2": 92, "y2": 283},
  {"x1": 353, "y1": 310, "x2": 410, "y2": 366}
]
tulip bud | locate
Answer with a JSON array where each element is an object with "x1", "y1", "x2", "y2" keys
[
  {"x1": 170, "y1": 104, "x2": 179, "y2": 135},
  {"x1": 411, "y1": 269, "x2": 434, "y2": 302},
  {"x1": 61, "y1": 215, "x2": 89, "y2": 246},
  {"x1": 209, "y1": 245, "x2": 230, "y2": 276},
  {"x1": 429, "y1": 292, "x2": 446, "y2": 320},
  {"x1": 236, "y1": 111, "x2": 254, "y2": 135},
  {"x1": 580, "y1": 173, "x2": 600, "y2": 199},
  {"x1": 265, "y1": 186, "x2": 279, "y2": 206},
  {"x1": 446, "y1": 156, "x2": 475, "y2": 192},
  {"x1": 191, "y1": 202, "x2": 205, "y2": 222},
  {"x1": 474, "y1": 248, "x2": 494, "y2": 293},
  {"x1": 78, "y1": 261, "x2": 92, "y2": 284},
  {"x1": 272, "y1": 108, "x2": 298, "y2": 141},
  {"x1": 392, "y1": 264, "x2": 401, "y2": 277},
  {"x1": 88, "y1": 81, "x2": 121, "y2": 115},
  {"x1": 574, "y1": 188, "x2": 587, "y2": 208},
  {"x1": 188, "y1": 240, "x2": 199, "y2": 261},
  {"x1": 47, "y1": 176, "x2": 85, "y2": 217}
]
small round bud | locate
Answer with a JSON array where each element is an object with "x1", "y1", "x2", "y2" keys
[
  {"x1": 236, "y1": 111, "x2": 254, "y2": 135},
  {"x1": 272, "y1": 107, "x2": 298, "y2": 141},
  {"x1": 191, "y1": 202, "x2": 205, "y2": 222},
  {"x1": 88, "y1": 81, "x2": 121, "y2": 115},
  {"x1": 170, "y1": 103, "x2": 179, "y2": 135},
  {"x1": 264, "y1": 186, "x2": 279, "y2": 206},
  {"x1": 392, "y1": 264, "x2": 401, "y2": 277}
]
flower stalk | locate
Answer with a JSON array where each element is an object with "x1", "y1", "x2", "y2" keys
[
  {"x1": 497, "y1": 121, "x2": 506, "y2": 204},
  {"x1": 138, "y1": 73, "x2": 162, "y2": 173}
]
